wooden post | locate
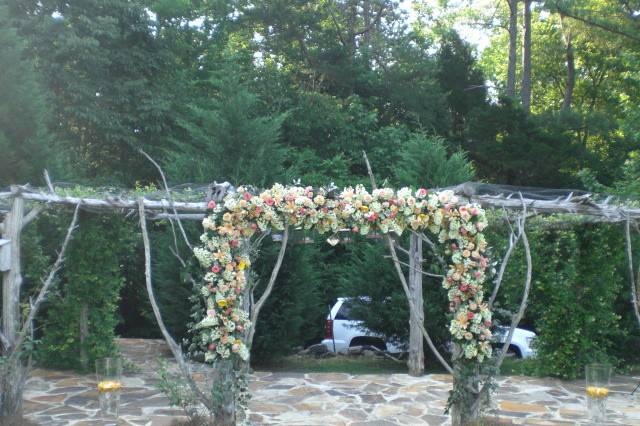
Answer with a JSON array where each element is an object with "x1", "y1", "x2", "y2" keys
[
  {"x1": 407, "y1": 233, "x2": 425, "y2": 376},
  {"x1": 2, "y1": 193, "x2": 24, "y2": 346},
  {"x1": 79, "y1": 304, "x2": 89, "y2": 370}
]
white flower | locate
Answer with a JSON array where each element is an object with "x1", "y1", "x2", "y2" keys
[{"x1": 194, "y1": 247, "x2": 212, "y2": 268}]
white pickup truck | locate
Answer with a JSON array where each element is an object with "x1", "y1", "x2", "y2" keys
[{"x1": 321, "y1": 298, "x2": 536, "y2": 358}]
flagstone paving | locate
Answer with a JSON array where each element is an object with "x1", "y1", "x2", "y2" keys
[{"x1": 22, "y1": 338, "x2": 640, "y2": 425}]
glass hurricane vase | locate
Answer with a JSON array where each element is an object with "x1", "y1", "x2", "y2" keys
[
  {"x1": 96, "y1": 357, "x2": 123, "y2": 420},
  {"x1": 585, "y1": 363, "x2": 611, "y2": 424}
]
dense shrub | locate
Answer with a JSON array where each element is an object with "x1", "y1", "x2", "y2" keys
[
  {"x1": 37, "y1": 214, "x2": 130, "y2": 371},
  {"x1": 493, "y1": 224, "x2": 631, "y2": 379},
  {"x1": 250, "y1": 237, "x2": 326, "y2": 362}
]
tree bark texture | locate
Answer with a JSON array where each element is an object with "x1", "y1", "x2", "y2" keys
[
  {"x1": 407, "y1": 233, "x2": 425, "y2": 376},
  {"x1": 507, "y1": 0, "x2": 518, "y2": 97},
  {"x1": 79, "y1": 304, "x2": 89, "y2": 371},
  {"x1": 560, "y1": 14, "x2": 575, "y2": 110},
  {"x1": 2, "y1": 194, "x2": 24, "y2": 346},
  {"x1": 521, "y1": 0, "x2": 533, "y2": 112}
]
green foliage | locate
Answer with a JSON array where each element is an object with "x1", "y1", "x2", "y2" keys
[
  {"x1": 166, "y1": 71, "x2": 288, "y2": 188},
  {"x1": 249, "y1": 238, "x2": 326, "y2": 361},
  {"x1": 37, "y1": 214, "x2": 130, "y2": 371},
  {"x1": 394, "y1": 134, "x2": 475, "y2": 188},
  {"x1": 8, "y1": 0, "x2": 177, "y2": 184},
  {"x1": 492, "y1": 224, "x2": 629, "y2": 379},
  {"x1": 467, "y1": 100, "x2": 586, "y2": 187},
  {"x1": 436, "y1": 31, "x2": 487, "y2": 142},
  {"x1": 0, "y1": 5, "x2": 53, "y2": 186}
]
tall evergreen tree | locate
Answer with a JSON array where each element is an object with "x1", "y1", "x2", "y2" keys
[
  {"x1": 436, "y1": 31, "x2": 487, "y2": 143},
  {"x1": 8, "y1": 0, "x2": 176, "y2": 184},
  {"x1": 0, "y1": 5, "x2": 53, "y2": 186}
]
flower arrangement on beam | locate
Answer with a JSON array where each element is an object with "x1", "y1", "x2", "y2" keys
[{"x1": 193, "y1": 183, "x2": 492, "y2": 365}]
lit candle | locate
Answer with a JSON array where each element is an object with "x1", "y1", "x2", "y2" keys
[{"x1": 97, "y1": 380, "x2": 122, "y2": 392}]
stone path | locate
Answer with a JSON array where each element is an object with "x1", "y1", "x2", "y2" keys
[{"x1": 22, "y1": 338, "x2": 640, "y2": 425}]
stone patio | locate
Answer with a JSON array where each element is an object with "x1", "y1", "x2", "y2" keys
[{"x1": 22, "y1": 339, "x2": 640, "y2": 425}]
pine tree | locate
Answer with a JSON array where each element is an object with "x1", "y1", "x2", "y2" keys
[
  {"x1": 165, "y1": 71, "x2": 288, "y2": 188},
  {"x1": 0, "y1": 5, "x2": 53, "y2": 186}
]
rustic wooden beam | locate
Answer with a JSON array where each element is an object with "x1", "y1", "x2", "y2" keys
[
  {"x1": 2, "y1": 182, "x2": 640, "y2": 221},
  {"x1": 457, "y1": 193, "x2": 640, "y2": 221},
  {"x1": 151, "y1": 213, "x2": 206, "y2": 220},
  {"x1": 2, "y1": 193, "x2": 24, "y2": 346},
  {"x1": 1, "y1": 190, "x2": 207, "y2": 213}
]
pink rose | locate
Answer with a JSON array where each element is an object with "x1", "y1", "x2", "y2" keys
[
  {"x1": 212, "y1": 265, "x2": 221, "y2": 273},
  {"x1": 484, "y1": 320, "x2": 492, "y2": 327},
  {"x1": 418, "y1": 188, "x2": 428, "y2": 197},
  {"x1": 243, "y1": 192, "x2": 252, "y2": 201},
  {"x1": 250, "y1": 223, "x2": 258, "y2": 230},
  {"x1": 467, "y1": 312, "x2": 475, "y2": 320},
  {"x1": 265, "y1": 197, "x2": 275, "y2": 206},
  {"x1": 460, "y1": 284, "x2": 469, "y2": 292},
  {"x1": 352, "y1": 226, "x2": 359, "y2": 233},
  {"x1": 208, "y1": 343, "x2": 216, "y2": 351},
  {"x1": 230, "y1": 239, "x2": 239, "y2": 248},
  {"x1": 207, "y1": 200, "x2": 217, "y2": 209}
]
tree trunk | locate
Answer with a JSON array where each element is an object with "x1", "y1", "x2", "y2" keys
[
  {"x1": 363, "y1": 0, "x2": 371, "y2": 47},
  {"x1": 212, "y1": 359, "x2": 237, "y2": 426},
  {"x1": 407, "y1": 234, "x2": 424, "y2": 376},
  {"x1": 79, "y1": 304, "x2": 89, "y2": 371},
  {"x1": 560, "y1": 14, "x2": 575, "y2": 110},
  {"x1": 449, "y1": 345, "x2": 480, "y2": 426},
  {"x1": 506, "y1": 0, "x2": 518, "y2": 97},
  {"x1": 1, "y1": 196, "x2": 26, "y2": 417},
  {"x1": 521, "y1": 0, "x2": 532, "y2": 112},
  {"x1": 2, "y1": 193, "x2": 24, "y2": 346}
]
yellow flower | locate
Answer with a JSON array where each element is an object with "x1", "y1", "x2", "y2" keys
[
  {"x1": 360, "y1": 205, "x2": 369, "y2": 213},
  {"x1": 237, "y1": 260, "x2": 247, "y2": 271},
  {"x1": 217, "y1": 299, "x2": 228, "y2": 308},
  {"x1": 234, "y1": 339, "x2": 242, "y2": 345}
]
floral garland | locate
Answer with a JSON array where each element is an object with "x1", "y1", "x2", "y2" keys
[{"x1": 194, "y1": 184, "x2": 492, "y2": 364}]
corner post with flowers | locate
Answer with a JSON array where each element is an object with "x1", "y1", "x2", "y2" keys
[{"x1": 193, "y1": 184, "x2": 493, "y2": 424}]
